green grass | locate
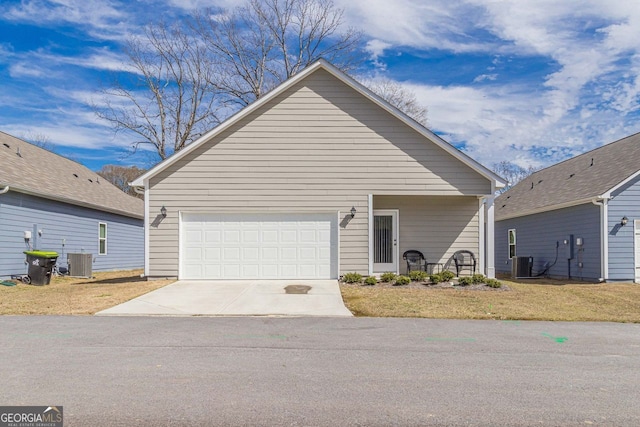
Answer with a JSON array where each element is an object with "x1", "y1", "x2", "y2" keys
[{"x1": 341, "y1": 279, "x2": 640, "y2": 322}]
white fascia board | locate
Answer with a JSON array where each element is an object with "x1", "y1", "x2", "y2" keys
[
  {"x1": 601, "y1": 169, "x2": 640, "y2": 199},
  {"x1": 132, "y1": 59, "x2": 506, "y2": 190},
  {"x1": 495, "y1": 197, "x2": 597, "y2": 221},
  {"x1": 317, "y1": 61, "x2": 507, "y2": 189},
  {"x1": 130, "y1": 61, "x2": 327, "y2": 187}
]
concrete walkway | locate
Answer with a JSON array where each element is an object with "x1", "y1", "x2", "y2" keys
[{"x1": 96, "y1": 280, "x2": 353, "y2": 317}]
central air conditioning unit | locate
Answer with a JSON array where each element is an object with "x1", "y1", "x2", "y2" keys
[
  {"x1": 68, "y1": 253, "x2": 93, "y2": 277},
  {"x1": 511, "y1": 256, "x2": 533, "y2": 278}
]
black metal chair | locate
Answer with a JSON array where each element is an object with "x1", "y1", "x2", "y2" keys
[
  {"x1": 453, "y1": 250, "x2": 476, "y2": 276},
  {"x1": 403, "y1": 250, "x2": 427, "y2": 273}
]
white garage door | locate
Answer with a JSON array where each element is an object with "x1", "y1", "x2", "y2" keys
[{"x1": 180, "y1": 213, "x2": 338, "y2": 280}]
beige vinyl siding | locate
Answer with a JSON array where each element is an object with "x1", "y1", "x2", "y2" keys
[
  {"x1": 148, "y1": 69, "x2": 490, "y2": 277},
  {"x1": 374, "y1": 196, "x2": 480, "y2": 274}
]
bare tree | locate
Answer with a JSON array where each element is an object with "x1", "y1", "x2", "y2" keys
[
  {"x1": 97, "y1": 165, "x2": 146, "y2": 198},
  {"x1": 194, "y1": 0, "x2": 363, "y2": 106},
  {"x1": 362, "y1": 78, "x2": 428, "y2": 126},
  {"x1": 20, "y1": 132, "x2": 56, "y2": 153},
  {"x1": 96, "y1": 0, "x2": 362, "y2": 161},
  {"x1": 95, "y1": 22, "x2": 225, "y2": 161},
  {"x1": 493, "y1": 161, "x2": 538, "y2": 193}
]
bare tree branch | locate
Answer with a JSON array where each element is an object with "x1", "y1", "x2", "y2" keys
[
  {"x1": 492, "y1": 161, "x2": 538, "y2": 193},
  {"x1": 97, "y1": 165, "x2": 146, "y2": 198},
  {"x1": 96, "y1": 0, "x2": 364, "y2": 161},
  {"x1": 95, "y1": 22, "x2": 225, "y2": 161},
  {"x1": 361, "y1": 78, "x2": 429, "y2": 126},
  {"x1": 194, "y1": 0, "x2": 363, "y2": 106}
]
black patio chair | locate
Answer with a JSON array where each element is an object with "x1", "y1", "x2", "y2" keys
[
  {"x1": 453, "y1": 250, "x2": 476, "y2": 276},
  {"x1": 403, "y1": 250, "x2": 427, "y2": 273}
]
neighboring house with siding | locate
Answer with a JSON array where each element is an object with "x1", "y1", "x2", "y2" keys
[
  {"x1": 0, "y1": 131, "x2": 144, "y2": 278},
  {"x1": 131, "y1": 59, "x2": 506, "y2": 281},
  {"x1": 495, "y1": 132, "x2": 640, "y2": 282}
]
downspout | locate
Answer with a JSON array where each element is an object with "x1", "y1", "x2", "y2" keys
[
  {"x1": 132, "y1": 184, "x2": 148, "y2": 277},
  {"x1": 592, "y1": 197, "x2": 609, "y2": 282},
  {"x1": 0, "y1": 185, "x2": 9, "y2": 194}
]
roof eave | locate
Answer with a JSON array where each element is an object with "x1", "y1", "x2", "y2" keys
[
  {"x1": 0, "y1": 184, "x2": 143, "y2": 220},
  {"x1": 132, "y1": 59, "x2": 505, "y2": 189},
  {"x1": 495, "y1": 197, "x2": 600, "y2": 221},
  {"x1": 600, "y1": 169, "x2": 640, "y2": 199}
]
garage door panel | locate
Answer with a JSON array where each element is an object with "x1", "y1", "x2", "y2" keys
[
  {"x1": 299, "y1": 229, "x2": 317, "y2": 242},
  {"x1": 281, "y1": 247, "x2": 297, "y2": 260},
  {"x1": 243, "y1": 230, "x2": 260, "y2": 243},
  {"x1": 224, "y1": 247, "x2": 240, "y2": 261},
  {"x1": 262, "y1": 230, "x2": 278, "y2": 243},
  {"x1": 204, "y1": 265, "x2": 221, "y2": 277},
  {"x1": 281, "y1": 230, "x2": 297, "y2": 243},
  {"x1": 242, "y1": 265, "x2": 259, "y2": 276},
  {"x1": 181, "y1": 213, "x2": 337, "y2": 279},
  {"x1": 224, "y1": 230, "x2": 240, "y2": 243},
  {"x1": 204, "y1": 230, "x2": 221, "y2": 243},
  {"x1": 185, "y1": 230, "x2": 202, "y2": 243},
  {"x1": 204, "y1": 248, "x2": 221, "y2": 261},
  {"x1": 300, "y1": 247, "x2": 317, "y2": 259}
]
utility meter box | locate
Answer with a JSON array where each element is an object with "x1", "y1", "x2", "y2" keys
[{"x1": 563, "y1": 235, "x2": 574, "y2": 260}]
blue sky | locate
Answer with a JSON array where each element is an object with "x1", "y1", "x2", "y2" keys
[{"x1": 1, "y1": 0, "x2": 639, "y2": 172}]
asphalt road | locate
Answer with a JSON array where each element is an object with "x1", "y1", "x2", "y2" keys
[{"x1": 1, "y1": 316, "x2": 639, "y2": 426}]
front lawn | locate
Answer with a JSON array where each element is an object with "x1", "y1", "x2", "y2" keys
[
  {"x1": 340, "y1": 278, "x2": 640, "y2": 322},
  {"x1": 0, "y1": 270, "x2": 173, "y2": 315}
]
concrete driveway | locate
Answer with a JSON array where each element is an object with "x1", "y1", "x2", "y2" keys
[{"x1": 96, "y1": 280, "x2": 353, "y2": 317}]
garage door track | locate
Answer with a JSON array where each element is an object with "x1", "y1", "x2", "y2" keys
[{"x1": 97, "y1": 280, "x2": 353, "y2": 317}]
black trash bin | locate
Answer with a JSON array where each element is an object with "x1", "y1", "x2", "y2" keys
[{"x1": 23, "y1": 250, "x2": 58, "y2": 285}]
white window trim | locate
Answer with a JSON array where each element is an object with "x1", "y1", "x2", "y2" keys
[
  {"x1": 508, "y1": 228, "x2": 516, "y2": 258},
  {"x1": 99, "y1": 222, "x2": 108, "y2": 256}
]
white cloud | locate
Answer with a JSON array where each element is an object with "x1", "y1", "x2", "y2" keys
[
  {"x1": 473, "y1": 74, "x2": 498, "y2": 83},
  {"x1": 338, "y1": 0, "x2": 640, "y2": 167},
  {"x1": 1, "y1": 0, "x2": 131, "y2": 40},
  {"x1": 338, "y1": 0, "x2": 491, "y2": 53}
]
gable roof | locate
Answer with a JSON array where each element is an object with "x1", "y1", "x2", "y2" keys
[
  {"x1": 131, "y1": 59, "x2": 505, "y2": 189},
  {"x1": 0, "y1": 131, "x2": 143, "y2": 219},
  {"x1": 496, "y1": 132, "x2": 640, "y2": 220}
]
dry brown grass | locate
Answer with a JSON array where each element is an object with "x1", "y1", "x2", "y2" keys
[
  {"x1": 0, "y1": 270, "x2": 173, "y2": 315},
  {"x1": 341, "y1": 278, "x2": 640, "y2": 322}
]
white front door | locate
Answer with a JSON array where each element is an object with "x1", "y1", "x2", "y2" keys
[
  {"x1": 635, "y1": 220, "x2": 640, "y2": 283},
  {"x1": 373, "y1": 210, "x2": 398, "y2": 273}
]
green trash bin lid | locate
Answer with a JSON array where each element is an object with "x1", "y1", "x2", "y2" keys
[{"x1": 23, "y1": 250, "x2": 59, "y2": 258}]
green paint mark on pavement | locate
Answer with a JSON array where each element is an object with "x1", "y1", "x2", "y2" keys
[
  {"x1": 425, "y1": 337, "x2": 476, "y2": 342},
  {"x1": 502, "y1": 320, "x2": 522, "y2": 325},
  {"x1": 542, "y1": 332, "x2": 568, "y2": 343}
]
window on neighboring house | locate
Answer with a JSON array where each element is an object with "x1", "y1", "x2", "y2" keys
[
  {"x1": 99, "y1": 223, "x2": 107, "y2": 255},
  {"x1": 508, "y1": 229, "x2": 516, "y2": 258}
]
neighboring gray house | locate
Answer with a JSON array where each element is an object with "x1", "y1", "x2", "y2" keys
[
  {"x1": 0, "y1": 131, "x2": 144, "y2": 278},
  {"x1": 131, "y1": 59, "x2": 506, "y2": 280},
  {"x1": 495, "y1": 132, "x2": 640, "y2": 282}
]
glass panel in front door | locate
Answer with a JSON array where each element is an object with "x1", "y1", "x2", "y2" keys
[{"x1": 374, "y1": 215, "x2": 393, "y2": 263}]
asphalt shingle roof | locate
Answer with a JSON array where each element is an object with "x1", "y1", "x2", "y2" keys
[
  {"x1": 0, "y1": 131, "x2": 143, "y2": 218},
  {"x1": 496, "y1": 132, "x2": 640, "y2": 220}
]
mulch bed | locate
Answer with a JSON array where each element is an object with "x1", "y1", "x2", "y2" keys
[{"x1": 340, "y1": 279, "x2": 511, "y2": 291}]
